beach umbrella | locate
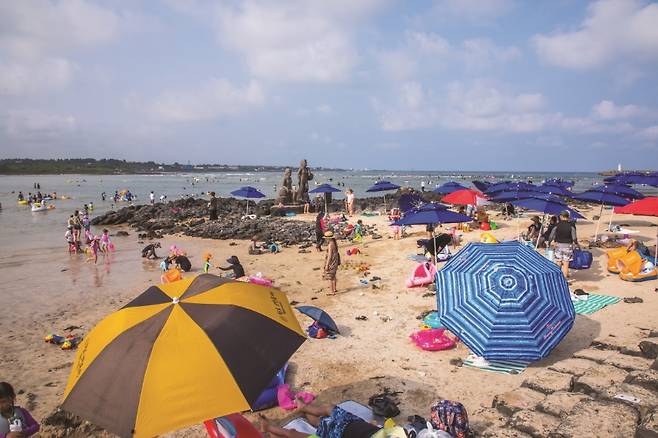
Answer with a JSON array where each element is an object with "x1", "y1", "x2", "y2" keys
[
  {"x1": 231, "y1": 186, "x2": 265, "y2": 215},
  {"x1": 394, "y1": 203, "x2": 471, "y2": 227},
  {"x1": 394, "y1": 203, "x2": 472, "y2": 262},
  {"x1": 436, "y1": 241, "x2": 575, "y2": 361},
  {"x1": 61, "y1": 274, "x2": 305, "y2": 438},
  {"x1": 606, "y1": 174, "x2": 658, "y2": 186},
  {"x1": 398, "y1": 193, "x2": 425, "y2": 213},
  {"x1": 433, "y1": 181, "x2": 468, "y2": 195},
  {"x1": 536, "y1": 185, "x2": 573, "y2": 197},
  {"x1": 590, "y1": 184, "x2": 643, "y2": 231},
  {"x1": 614, "y1": 197, "x2": 658, "y2": 263},
  {"x1": 472, "y1": 180, "x2": 492, "y2": 192},
  {"x1": 511, "y1": 198, "x2": 584, "y2": 247},
  {"x1": 296, "y1": 305, "x2": 340, "y2": 333},
  {"x1": 489, "y1": 191, "x2": 564, "y2": 204},
  {"x1": 543, "y1": 178, "x2": 574, "y2": 189},
  {"x1": 485, "y1": 182, "x2": 535, "y2": 195},
  {"x1": 366, "y1": 180, "x2": 401, "y2": 212},
  {"x1": 442, "y1": 189, "x2": 487, "y2": 206},
  {"x1": 573, "y1": 191, "x2": 630, "y2": 241},
  {"x1": 309, "y1": 183, "x2": 341, "y2": 213}
]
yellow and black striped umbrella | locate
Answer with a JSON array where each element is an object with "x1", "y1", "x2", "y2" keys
[{"x1": 61, "y1": 274, "x2": 306, "y2": 438}]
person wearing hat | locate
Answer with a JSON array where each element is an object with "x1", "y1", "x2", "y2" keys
[
  {"x1": 208, "y1": 191, "x2": 219, "y2": 220},
  {"x1": 218, "y1": 255, "x2": 245, "y2": 278},
  {"x1": 323, "y1": 231, "x2": 340, "y2": 295}
]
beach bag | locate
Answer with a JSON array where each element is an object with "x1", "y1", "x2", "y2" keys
[
  {"x1": 430, "y1": 400, "x2": 470, "y2": 438},
  {"x1": 569, "y1": 250, "x2": 592, "y2": 270}
]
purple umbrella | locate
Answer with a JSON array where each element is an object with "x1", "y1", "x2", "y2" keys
[
  {"x1": 490, "y1": 191, "x2": 565, "y2": 204},
  {"x1": 231, "y1": 186, "x2": 266, "y2": 215},
  {"x1": 590, "y1": 184, "x2": 643, "y2": 199},
  {"x1": 366, "y1": 180, "x2": 401, "y2": 211},
  {"x1": 309, "y1": 183, "x2": 341, "y2": 213}
]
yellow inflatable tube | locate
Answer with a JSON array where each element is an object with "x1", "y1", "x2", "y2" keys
[
  {"x1": 480, "y1": 232, "x2": 498, "y2": 244},
  {"x1": 606, "y1": 247, "x2": 628, "y2": 274}
]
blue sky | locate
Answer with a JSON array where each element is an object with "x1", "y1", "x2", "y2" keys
[{"x1": 1, "y1": 0, "x2": 658, "y2": 171}]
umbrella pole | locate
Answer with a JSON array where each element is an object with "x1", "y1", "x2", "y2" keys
[
  {"x1": 383, "y1": 194, "x2": 387, "y2": 213},
  {"x1": 608, "y1": 209, "x2": 614, "y2": 232},
  {"x1": 594, "y1": 204, "x2": 604, "y2": 241},
  {"x1": 655, "y1": 227, "x2": 658, "y2": 265},
  {"x1": 246, "y1": 199, "x2": 249, "y2": 216}
]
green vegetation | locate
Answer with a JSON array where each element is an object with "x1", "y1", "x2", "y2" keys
[{"x1": 0, "y1": 158, "x2": 342, "y2": 175}]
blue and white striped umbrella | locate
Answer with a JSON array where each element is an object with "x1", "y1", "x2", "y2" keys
[{"x1": 436, "y1": 241, "x2": 575, "y2": 361}]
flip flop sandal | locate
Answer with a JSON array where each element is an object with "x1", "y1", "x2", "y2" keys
[{"x1": 368, "y1": 395, "x2": 400, "y2": 418}]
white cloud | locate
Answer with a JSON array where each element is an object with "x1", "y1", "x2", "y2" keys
[
  {"x1": 148, "y1": 78, "x2": 265, "y2": 122},
  {"x1": 461, "y1": 38, "x2": 521, "y2": 70},
  {"x1": 316, "y1": 104, "x2": 333, "y2": 115},
  {"x1": 215, "y1": 0, "x2": 386, "y2": 82},
  {"x1": 432, "y1": 0, "x2": 514, "y2": 23},
  {"x1": 0, "y1": 1, "x2": 119, "y2": 60},
  {"x1": 4, "y1": 109, "x2": 77, "y2": 139},
  {"x1": 639, "y1": 125, "x2": 658, "y2": 141},
  {"x1": 374, "y1": 80, "x2": 645, "y2": 136},
  {"x1": 0, "y1": 58, "x2": 73, "y2": 96},
  {"x1": 533, "y1": 0, "x2": 658, "y2": 70},
  {"x1": 592, "y1": 99, "x2": 655, "y2": 119}
]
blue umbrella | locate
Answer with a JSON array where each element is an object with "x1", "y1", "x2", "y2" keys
[
  {"x1": 436, "y1": 241, "x2": 575, "y2": 361},
  {"x1": 490, "y1": 191, "x2": 564, "y2": 204},
  {"x1": 394, "y1": 203, "x2": 470, "y2": 226},
  {"x1": 590, "y1": 184, "x2": 644, "y2": 199},
  {"x1": 485, "y1": 182, "x2": 536, "y2": 195},
  {"x1": 511, "y1": 198, "x2": 583, "y2": 219},
  {"x1": 231, "y1": 186, "x2": 265, "y2": 215},
  {"x1": 472, "y1": 181, "x2": 492, "y2": 192},
  {"x1": 366, "y1": 180, "x2": 401, "y2": 211},
  {"x1": 543, "y1": 178, "x2": 574, "y2": 189},
  {"x1": 433, "y1": 181, "x2": 468, "y2": 195},
  {"x1": 573, "y1": 190, "x2": 630, "y2": 240},
  {"x1": 296, "y1": 306, "x2": 339, "y2": 334},
  {"x1": 366, "y1": 180, "x2": 401, "y2": 192},
  {"x1": 536, "y1": 185, "x2": 573, "y2": 197},
  {"x1": 309, "y1": 183, "x2": 341, "y2": 213},
  {"x1": 398, "y1": 193, "x2": 424, "y2": 213}
]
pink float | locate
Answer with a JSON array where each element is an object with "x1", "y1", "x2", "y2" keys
[
  {"x1": 406, "y1": 262, "x2": 437, "y2": 288},
  {"x1": 410, "y1": 328, "x2": 455, "y2": 351}
]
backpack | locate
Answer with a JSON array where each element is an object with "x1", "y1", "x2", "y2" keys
[{"x1": 429, "y1": 400, "x2": 470, "y2": 438}]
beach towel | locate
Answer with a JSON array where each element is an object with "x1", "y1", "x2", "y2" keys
[
  {"x1": 572, "y1": 294, "x2": 621, "y2": 315},
  {"x1": 462, "y1": 355, "x2": 530, "y2": 375},
  {"x1": 283, "y1": 400, "x2": 382, "y2": 434}
]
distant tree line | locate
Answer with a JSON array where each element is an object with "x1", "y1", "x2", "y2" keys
[{"x1": 0, "y1": 158, "x2": 343, "y2": 174}]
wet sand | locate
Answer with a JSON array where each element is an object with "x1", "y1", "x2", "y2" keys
[{"x1": 1, "y1": 209, "x2": 657, "y2": 437}]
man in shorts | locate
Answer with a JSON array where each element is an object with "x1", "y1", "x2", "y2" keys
[{"x1": 548, "y1": 211, "x2": 578, "y2": 278}]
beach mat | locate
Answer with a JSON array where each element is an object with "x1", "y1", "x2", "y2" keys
[
  {"x1": 463, "y1": 356, "x2": 530, "y2": 375},
  {"x1": 573, "y1": 294, "x2": 621, "y2": 315}
]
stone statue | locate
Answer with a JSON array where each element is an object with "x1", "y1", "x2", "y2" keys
[
  {"x1": 276, "y1": 168, "x2": 293, "y2": 205},
  {"x1": 294, "y1": 159, "x2": 313, "y2": 203}
]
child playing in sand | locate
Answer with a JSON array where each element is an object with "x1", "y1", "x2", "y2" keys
[
  {"x1": 0, "y1": 382, "x2": 39, "y2": 437},
  {"x1": 203, "y1": 253, "x2": 212, "y2": 273},
  {"x1": 218, "y1": 256, "x2": 245, "y2": 279}
]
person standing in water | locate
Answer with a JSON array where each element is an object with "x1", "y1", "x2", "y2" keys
[
  {"x1": 149, "y1": 191, "x2": 155, "y2": 205},
  {"x1": 208, "y1": 192, "x2": 219, "y2": 220}
]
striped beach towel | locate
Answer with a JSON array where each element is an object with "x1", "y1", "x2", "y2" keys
[
  {"x1": 462, "y1": 356, "x2": 530, "y2": 375},
  {"x1": 572, "y1": 294, "x2": 620, "y2": 315}
]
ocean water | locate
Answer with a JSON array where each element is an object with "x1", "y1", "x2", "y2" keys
[{"x1": 0, "y1": 170, "x2": 607, "y2": 259}]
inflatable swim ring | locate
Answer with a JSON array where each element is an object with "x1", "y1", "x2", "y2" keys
[
  {"x1": 423, "y1": 311, "x2": 444, "y2": 329},
  {"x1": 480, "y1": 232, "x2": 498, "y2": 244},
  {"x1": 606, "y1": 247, "x2": 628, "y2": 274},
  {"x1": 18, "y1": 200, "x2": 28, "y2": 205},
  {"x1": 406, "y1": 262, "x2": 437, "y2": 288},
  {"x1": 410, "y1": 328, "x2": 455, "y2": 351},
  {"x1": 248, "y1": 276, "x2": 273, "y2": 287}
]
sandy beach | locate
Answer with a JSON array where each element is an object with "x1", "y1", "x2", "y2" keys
[{"x1": 1, "y1": 203, "x2": 657, "y2": 437}]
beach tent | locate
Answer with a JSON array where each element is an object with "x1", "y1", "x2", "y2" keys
[
  {"x1": 442, "y1": 189, "x2": 487, "y2": 206},
  {"x1": 60, "y1": 274, "x2": 305, "y2": 438},
  {"x1": 366, "y1": 180, "x2": 401, "y2": 212},
  {"x1": 436, "y1": 241, "x2": 575, "y2": 361},
  {"x1": 573, "y1": 191, "x2": 630, "y2": 241},
  {"x1": 433, "y1": 181, "x2": 468, "y2": 195},
  {"x1": 231, "y1": 186, "x2": 265, "y2": 215},
  {"x1": 615, "y1": 197, "x2": 658, "y2": 264}
]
